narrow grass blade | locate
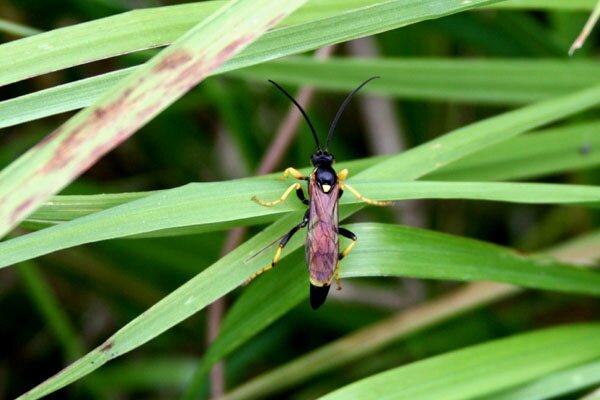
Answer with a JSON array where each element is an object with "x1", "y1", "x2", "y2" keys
[
  {"x1": 17, "y1": 261, "x2": 83, "y2": 361},
  {"x1": 0, "y1": 19, "x2": 41, "y2": 37},
  {"x1": 320, "y1": 324, "x2": 600, "y2": 400},
  {"x1": 5, "y1": 179, "x2": 600, "y2": 269},
  {"x1": 482, "y1": 359, "x2": 600, "y2": 400},
  {"x1": 232, "y1": 57, "x2": 600, "y2": 105},
  {"x1": 489, "y1": 0, "x2": 597, "y2": 10},
  {"x1": 429, "y1": 121, "x2": 600, "y2": 181},
  {"x1": 0, "y1": 0, "x2": 307, "y2": 239},
  {"x1": 0, "y1": 68, "x2": 134, "y2": 130},
  {"x1": 359, "y1": 83, "x2": 600, "y2": 180}
]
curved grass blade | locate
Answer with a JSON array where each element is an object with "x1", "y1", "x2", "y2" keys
[
  {"x1": 319, "y1": 324, "x2": 600, "y2": 400},
  {"x1": 0, "y1": 0, "x2": 307, "y2": 240}
]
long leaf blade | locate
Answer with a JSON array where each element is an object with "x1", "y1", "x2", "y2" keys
[{"x1": 319, "y1": 324, "x2": 600, "y2": 400}]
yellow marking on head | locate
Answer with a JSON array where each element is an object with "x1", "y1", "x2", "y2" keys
[{"x1": 322, "y1": 184, "x2": 331, "y2": 192}]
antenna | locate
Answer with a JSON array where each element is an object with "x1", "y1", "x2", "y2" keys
[
  {"x1": 326, "y1": 76, "x2": 379, "y2": 150},
  {"x1": 268, "y1": 80, "x2": 321, "y2": 149}
]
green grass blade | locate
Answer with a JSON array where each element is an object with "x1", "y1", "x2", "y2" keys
[
  {"x1": 490, "y1": 0, "x2": 597, "y2": 10},
  {"x1": 359, "y1": 83, "x2": 600, "y2": 180},
  {"x1": 342, "y1": 224, "x2": 600, "y2": 294},
  {"x1": 0, "y1": 0, "x2": 503, "y2": 88},
  {"x1": 482, "y1": 360, "x2": 600, "y2": 400},
  {"x1": 0, "y1": 0, "x2": 307, "y2": 240},
  {"x1": 24, "y1": 120, "x2": 600, "y2": 228},
  {"x1": 319, "y1": 324, "x2": 600, "y2": 400},
  {"x1": 17, "y1": 261, "x2": 83, "y2": 361},
  {"x1": 232, "y1": 57, "x2": 600, "y2": 105},
  {"x1": 4, "y1": 179, "x2": 600, "y2": 269},
  {"x1": 429, "y1": 121, "x2": 600, "y2": 181},
  {"x1": 0, "y1": 19, "x2": 42, "y2": 37},
  {"x1": 0, "y1": 68, "x2": 134, "y2": 130}
]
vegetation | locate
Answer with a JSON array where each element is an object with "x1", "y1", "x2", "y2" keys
[{"x1": 1, "y1": 0, "x2": 600, "y2": 399}]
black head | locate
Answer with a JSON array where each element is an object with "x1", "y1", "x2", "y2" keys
[{"x1": 311, "y1": 149, "x2": 334, "y2": 168}]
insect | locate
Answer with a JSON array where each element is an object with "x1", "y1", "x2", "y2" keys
[{"x1": 249, "y1": 77, "x2": 391, "y2": 309}]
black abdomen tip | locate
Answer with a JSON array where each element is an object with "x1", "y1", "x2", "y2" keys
[{"x1": 310, "y1": 284, "x2": 331, "y2": 310}]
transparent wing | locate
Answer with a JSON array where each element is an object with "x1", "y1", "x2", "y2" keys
[{"x1": 243, "y1": 234, "x2": 286, "y2": 264}]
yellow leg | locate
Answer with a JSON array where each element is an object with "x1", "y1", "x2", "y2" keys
[
  {"x1": 337, "y1": 168, "x2": 349, "y2": 181},
  {"x1": 340, "y1": 182, "x2": 392, "y2": 206},
  {"x1": 244, "y1": 246, "x2": 283, "y2": 285},
  {"x1": 252, "y1": 183, "x2": 301, "y2": 206},
  {"x1": 281, "y1": 167, "x2": 306, "y2": 181},
  {"x1": 335, "y1": 229, "x2": 357, "y2": 290}
]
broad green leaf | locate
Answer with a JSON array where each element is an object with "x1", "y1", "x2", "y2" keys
[
  {"x1": 0, "y1": 0, "x2": 503, "y2": 88},
  {"x1": 320, "y1": 324, "x2": 600, "y2": 400},
  {"x1": 5, "y1": 179, "x2": 600, "y2": 269},
  {"x1": 0, "y1": 0, "x2": 307, "y2": 240},
  {"x1": 481, "y1": 359, "x2": 600, "y2": 400},
  {"x1": 232, "y1": 57, "x2": 600, "y2": 105}
]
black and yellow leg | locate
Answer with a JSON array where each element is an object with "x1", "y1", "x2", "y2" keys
[
  {"x1": 281, "y1": 167, "x2": 308, "y2": 181},
  {"x1": 334, "y1": 227, "x2": 357, "y2": 290},
  {"x1": 337, "y1": 168, "x2": 391, "y2": 206},
  {"x1": 252, "y1": 182, "x2": 304, "y2": 207},
  {"x1": 245, "y1": 213, "x2": 309, "y2": 285}
]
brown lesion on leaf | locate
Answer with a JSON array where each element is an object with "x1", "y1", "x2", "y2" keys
[
  {"x1": 153, "y1": 50, "x2": 193, "y2": 73},
  {"x1": 100, "y1": 341, "x2": 114, "y2": 352}
]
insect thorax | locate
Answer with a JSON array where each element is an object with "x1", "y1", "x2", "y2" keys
[{"x1": 313, "y1": 166, "x2": 337, "y2": 194}]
